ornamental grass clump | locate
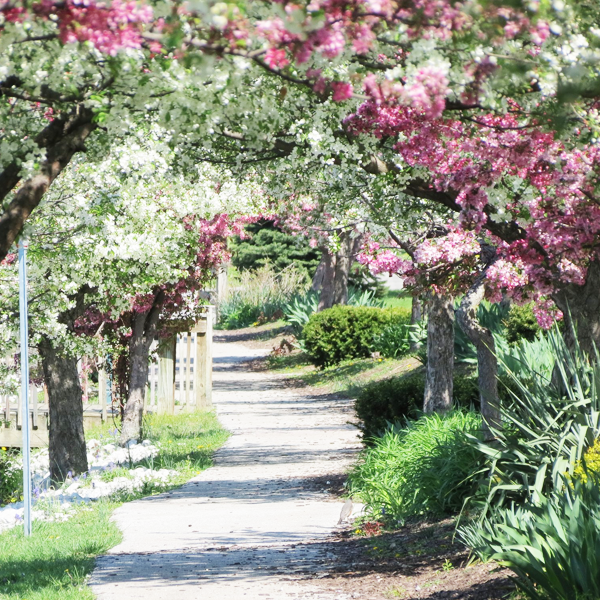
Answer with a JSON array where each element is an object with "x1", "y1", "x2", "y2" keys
[
  {"x1": 348, "y1": 410, "x2": 483, "y2": 523},
  {"x1": 218, "y1": 263, "x2": 309, "y2": 329},
  {"x1": 459, "y1": 474, "x2": 600, "y2": 600}
]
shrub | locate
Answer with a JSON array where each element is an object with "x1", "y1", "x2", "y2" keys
[
  {"x1": 504, "y1": 303, "x2": 541, "y2": 344},
  {"x1": 303, "y1": 305, "x2": 411, "y2": 367},
  {"x1": 460, "y1": 474, "x2": 600, "y2": 600},
  {"x1": 356, "y1": 373, "x2": 480, "y2": 440},
  {"x1": 349, "y1": 410, "x2": 483, "y2": 523}
]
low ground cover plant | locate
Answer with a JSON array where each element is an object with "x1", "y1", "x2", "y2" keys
[
  {"x1": 303, "y1": 305, "x2": 411, "y2": 368},
  {"x1": 0, "y1": 447, "x2": 21, "y2": 506},
  {"x1": 349, "y1": 410, "x2": 483, "y2": 523}
]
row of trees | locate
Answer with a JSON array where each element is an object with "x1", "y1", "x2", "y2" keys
[{"x1": 2, "y1": 0, "x2": 600, "y2": 469}]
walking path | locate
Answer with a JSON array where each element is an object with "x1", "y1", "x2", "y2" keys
[{"x1": 90, "y1": 341, "x2": 362, "y2": 600}]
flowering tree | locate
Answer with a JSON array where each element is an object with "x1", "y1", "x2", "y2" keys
[{"x1": 0, "y1": 133, "x2": 254, "y2": 479}]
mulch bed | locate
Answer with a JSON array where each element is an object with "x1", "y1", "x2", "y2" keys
[{"x1": 309, "y1": 518, "x2": 516, "y2": 600}]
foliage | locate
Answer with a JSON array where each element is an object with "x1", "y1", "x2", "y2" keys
[
  {"x1": 355, "y1": 373, "x2": 480, "y2": 440},
  {"x1": 229, "y1": 219, "x2": 320, "y2": 278},
  {"x1": 454, "y1": 302, "x2": 510, "y2": 366},
  {"x1": 283, "y1": 290, "x2": 320, "y2": 337},
  {"x1": 505, "y1": 304, "x2": 541, "y2": 345},
  {"x1": 218, "y1": 264, "x2": 309, "y2": 330},
  {"x1": 374, "y1": 322, "x2": 412, "y2": 359},
  {"x1": 460, "y1": 474, "x2": 600, "y2": 600},
  {"x1": 0, "y1": 447, "x2": 21, "y2": 506},
  {"x1": 302, "y1": 306, "x2": 411, "y2": 368},
  {"x1": 466, "y1": 328, "x2": 600, "y2": 515},
  {"x1": 349, "y1": 410, "x2": 483, "y2": 523},
  {"x1": 573, "y1": 438, "x2": 600, "y2": 484}
]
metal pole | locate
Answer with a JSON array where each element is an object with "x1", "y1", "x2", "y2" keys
[{"x1": 18, "y1": 240, "x2": 32, "y2": 537}]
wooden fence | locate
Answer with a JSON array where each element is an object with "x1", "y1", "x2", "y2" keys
[{"x1": 0, "y1": 308, "x2": 213, "y2": 447}]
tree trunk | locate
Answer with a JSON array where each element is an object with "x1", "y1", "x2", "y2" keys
[
  {"x1": 553, "y1": 258, "x2": 600, "y2": 356},
  {"x1": 318, "y1": 251, "x2": 336, "y2": 311},
  {"x1": 0, "y1": 106, "x2": 96, "y2": 263},
  {"x1": 311, "y1": 249, "x2": 327, "y2": 292},
  {"x1": 456, "y1": 276, "x2": 500, "y2": 441},
  {"x1": 38, "y1": 336, "x2": 88, "y2": 483},
  {"x1": 120, "y1": 292, "x2": 165, "y2": 446},
  {"x1": 423, "y1": 293, "x2": 454, "y2": 413},
  {"x1": 333, "y1": 231, "x2": 352, "y2": 306}
]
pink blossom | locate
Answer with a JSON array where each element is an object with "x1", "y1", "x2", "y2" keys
[{"x1": 331, "y1": 82, "x2": 353, "y2": 102}]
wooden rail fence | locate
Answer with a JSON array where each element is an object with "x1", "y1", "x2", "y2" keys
[{"x1": 0, "y1": 309, "x2": 213, "y2": 447}]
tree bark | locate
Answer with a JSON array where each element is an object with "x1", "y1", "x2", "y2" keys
[
  {"x1": 120, "y1": 291, "x2": 165, "y2": 446},
  {"x1": 311, "y1": 249, "x2": 327, "y2": 292},
  {"x1": 0, "y1": 105, "x2": 96, "y2": 262},
  {"x1": 456, "y1": 275, "x2": 500, "y2": 441},
  {"x1": 333, "y1": 230, "x2": 352, "y2": 306},
  {"x1": 423, "y1": 293, "x2": 454, "y2": 414},
  {"x1": 38, "y1": 336, "x2": 88, "y2": 484},
  {"x1": 553, "y1": 258, "x2": 600, "y2": 356},
  {"x1": 317, "y1": 251, "x2": 336, "y2": 311}
]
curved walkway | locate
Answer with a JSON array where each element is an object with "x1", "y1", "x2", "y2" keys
[{"x1": 90, "y1": 341, "x2": 361, "y2": 600}]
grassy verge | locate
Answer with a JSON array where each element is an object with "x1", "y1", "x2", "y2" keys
[
  {"x1": 0, "y1": 410, "x2": 229, "y2": 599},
  {"x1": 267, "y1": 351, "x2": 421, "y2": 398},
  {"x1": 381, "y1": 291, "x2": 412, "y2": 310}
]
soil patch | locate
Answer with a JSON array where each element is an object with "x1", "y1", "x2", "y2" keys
[{"x1": 309, "y1": 518, "x2": 516, "y2": 600}]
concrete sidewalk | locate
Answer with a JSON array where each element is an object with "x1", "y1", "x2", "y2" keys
[{"x1": 90, "y1": 342, "x2": 361, "y2": 600}]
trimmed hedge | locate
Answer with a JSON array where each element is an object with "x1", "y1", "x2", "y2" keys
[
  {"x1": 302, "y1": 305, "x2": 411, "y2": 367},
  {"x1": 355, "y1": 373, "x2": 480, "y2": 440}
]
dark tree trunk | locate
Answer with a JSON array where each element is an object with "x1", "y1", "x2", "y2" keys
[
  {"x1": 38, "y1": 336, "x2": 88, "y2": 483},
  {"x1": 120, "y1": 292, "x2": 165, "y2": 446},
  {"x1": 333, "y1": 230, "x2": 352, "y2": 306},
  {"x1": 423, "y1": 293, "x2": 454, "y2": 413},
  {"x1": 553, "y1": 258, "x2": 600, "y2": 356},
  {"x1": 0, "y1": 105, "x2": 96, "y2": 263},
  {"x1": 456, "y1": 275, "x2": 500, "y2": 441},
  {"x1": 318, "y1": 252, "x2": 336, "y2": 311}
]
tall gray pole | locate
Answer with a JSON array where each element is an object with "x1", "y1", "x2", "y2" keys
[{"x1": 18, "y1": 240, "x2": 32, "y2": 536}]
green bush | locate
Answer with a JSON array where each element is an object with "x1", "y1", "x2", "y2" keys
[
  {"x1": 302, "y1": 305, "x2": 411, "y2": 367},
  {"x1": 505, "y1": 303, "x2": 541, "y2": 344},
  {"x1": 460, "y1": 473, "x2": 600, "y2": 600},
  {"x1": 355, "y1": 373, "x2": 480, "y2": 440},
  {"x1": 349, "y1": 410, "x2": 483, "y2": 523}
]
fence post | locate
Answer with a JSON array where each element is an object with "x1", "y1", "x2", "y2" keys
[
  {"x1": 157, "y1": 336, "x2": 176, "y2": 415},
  {"x1": 194, "y1": 307, "x2": 213, "y2": 410}
]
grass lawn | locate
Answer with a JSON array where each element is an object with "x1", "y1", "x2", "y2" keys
[
  {"x1": 0, "y1": 410, "x2": 229, "y2": 599},
  {"x1": 381, "y1": 290, "x2": 412, "y2": 310},
  {"x1": 267, "y1": 352, "x2": 421, "y2": 398}
]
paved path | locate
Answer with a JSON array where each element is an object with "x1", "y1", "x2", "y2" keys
[{"x1": 90, "y1": 341, "x2": 361, "y2": 600}]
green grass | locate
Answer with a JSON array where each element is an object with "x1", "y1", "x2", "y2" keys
[
  {"x1": 267, "y1": 351, "x2": 420, "y2": 398},
  {"x1": 0, "y1": 501, "x2": 121, "y2": 600},
  {"x1": 0, "y1": 410, "x2": 229, "y2": 599},
  {"x1": 381, "y1": 291, "x2": 412, "y2": 310}
]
